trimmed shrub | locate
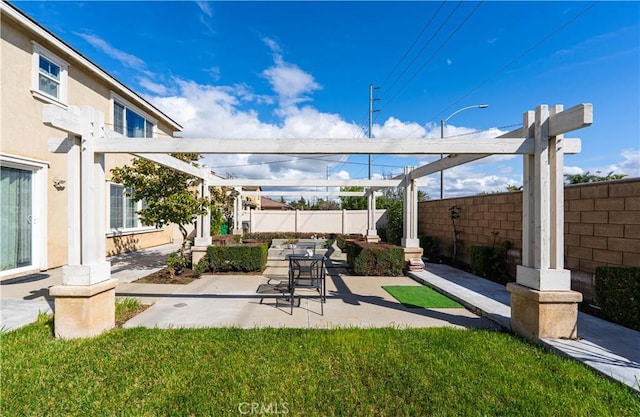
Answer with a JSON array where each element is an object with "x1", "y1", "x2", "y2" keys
[
  {"x1": 346, "y1": 241, "x2": 404, "y2": 276},
  {"x1": 595, "y1": 266, "x2": 640, "y2": 331},
  {"x1": 419, "y1": 235, "x2": 440, "y2": 261},
  {"x1": 334, "y1": 234, "x2": 363, "y2": 251},
  {"x1": 206, "y1": 243, "x2": 268, "y2": 273},
  {"x1": 243, "y1": 232, "x2": 334, "y2": 247},
  {"x1": 469, "y1": 246, "x2": 510, "y2": 284}
]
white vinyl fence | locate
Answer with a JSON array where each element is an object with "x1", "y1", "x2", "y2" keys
[{"x1": 248, "y1": 209, "x2": 387, "y2": 235}]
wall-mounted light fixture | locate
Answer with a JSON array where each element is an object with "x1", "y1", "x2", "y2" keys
[{"x1": 53, "y1": 177, "x2": 66, "y2": 190}]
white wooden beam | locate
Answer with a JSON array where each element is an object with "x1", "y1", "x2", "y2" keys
[
  {"x1": 208, "y1": 178, "x2": 401, "y2": 187},
  {"x1": 548, "y1": 103, "x2": 592, "y2": 137},
  {"x1": 43, "y1": 104, "x2": 84, "y2": 136},
  {"x1": 242, "y1": 191, "x2": 366, "y2": 197},
  {"x1": 98, "y1": 136, "x2": 551, "y2": 155},
  {"x1": 133, "y1": 153, "x2": 206, "y2": 179},
  {"x1": 48, "y1": 137, "x2": 76, "y2": 153}
]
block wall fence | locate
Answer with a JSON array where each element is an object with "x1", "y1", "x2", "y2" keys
[{"x1": 417, "y1": 178, "x2": 640, "y2": 302}]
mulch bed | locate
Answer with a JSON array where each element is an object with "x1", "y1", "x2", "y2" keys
[{"x1": 134, "y1": 267, "x2": 198, "y2": 285}]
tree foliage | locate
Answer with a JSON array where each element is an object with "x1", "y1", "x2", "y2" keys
[
  {"x1": 339, "y1": 186, "x2": 367, "y2": 210},
  {"x1": 110, "y1": 154, "x2": 209, "y2": 256},
  {"x1": 565, "y1": 171, "x2": 627, "y2": 184},
  {"x1": 210, "y1": 186, "x2": 238, "y2": 234}
]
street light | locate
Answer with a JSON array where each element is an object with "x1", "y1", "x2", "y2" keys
[{"x1": 439, "y1": 104, "x2": 489, "y2": 199}]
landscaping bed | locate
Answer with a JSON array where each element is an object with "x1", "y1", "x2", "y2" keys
[{"x1": 134, "y1": 267, "x2": 198, "y2": 284}]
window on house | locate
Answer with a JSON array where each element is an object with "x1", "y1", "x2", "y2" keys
[
  {"x1": 38, "y1": 56, "x2": 60, "y2": 98},
  {"x1": 113, "y1": 100, "x2": 155, "y2": 138},
  {"x1": 109, "y1": 184, "x2": 144, "y2": 230},
  {"x1": 31, "y1": 43, "x2": 68, "y2": 104}
]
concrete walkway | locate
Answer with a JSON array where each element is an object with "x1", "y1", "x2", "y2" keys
[
  {"x1": 0, "y1": 243, "x2": 181, "y2": 331},
  {"x1": 407, "y1": 263, "x2": 640, "y2": 393}
]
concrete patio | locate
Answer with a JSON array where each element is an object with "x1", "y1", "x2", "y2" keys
[{"x1": 118, "y1": 273, "x2": 497, "y2": 330}]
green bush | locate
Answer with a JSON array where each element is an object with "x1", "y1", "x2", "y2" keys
[
  {"x1": 346, "y1": 241, "x2": 405, "y2": 276},
  {"x1": 595, "y1": 266, "x2": 640, "y2": 331},
  {"x1": 469, "y1": 246, "x2": 510, "y2": 284},
  {"x1": 243, "y1": 232, "x2": 331, "y2": 247},
  {"x1": 166, "y1": 251, "x2": 188, "y2": 277},
  {"x1": 192, "y1": 256, "x2": 210, "y2": 278},
  {"x1": 419, "y1": 235, "x2": 440, "y2": 261},
  {"x1": 206, "y1": 243, "x2": 267, "y2": 273}
]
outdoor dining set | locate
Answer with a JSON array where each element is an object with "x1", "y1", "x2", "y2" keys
[{"x1": 256, "y1": 245, "x2": 327, "y2": 315}]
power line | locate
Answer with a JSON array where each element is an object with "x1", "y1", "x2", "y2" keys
[
  {"x1": 428, "y1": 1, "x2": 599, "y2": 122},
  {"x1": 380, "y1": 1, "x2": 456, "y2": 104},
  {"x1": 378, "y1": 1, "x2": 447, "y2": 91},
  {"x1": 379, "y1": 1, "x2": 482, "y2": 115}
]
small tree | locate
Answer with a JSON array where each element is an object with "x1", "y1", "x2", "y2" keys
[
  {"x1": 110, "y1": 154, "x2": 209, "y2": 257},
  {"x1": 209, "y1": 186, "x2": 238, "y2": 234},
  {"x1": 378, "y1": 187, "x2": 404, "y2": 245},
  {"x1": 339, "y1": 186, "x2": 367, "y2": 210},
  {"x1": 565, "y1": 171, "x2": 627, "y2": 184}
]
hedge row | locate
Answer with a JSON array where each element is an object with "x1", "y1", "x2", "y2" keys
[
  {"x1": 346, "y1": 241, "x2": 404, "y2": 276},
  {"x1": 206, "y1": 243, "x2": 268, "y2": 273},
  {"x1": 242, "y1": 232, "x2": 336, "y2": 247},
  {"x1": 595, "y1": 266, "x2": 640, "y2": 331}
]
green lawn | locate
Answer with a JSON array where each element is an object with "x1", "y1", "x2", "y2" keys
[
  {"x1": 383, "y1": 285, "x2": 463, "y2": 308},
  {"x1": 1, "y1": 316, "x2": 638, "y2": 416}
]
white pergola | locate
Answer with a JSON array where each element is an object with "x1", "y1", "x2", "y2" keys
[{"x1": 45, "y1": 103, "x2": 591, "y2": 340}]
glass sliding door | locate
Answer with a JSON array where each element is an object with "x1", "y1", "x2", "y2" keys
[{"x1": 1, "y1": 166, "x2": 33, "y2": 271}]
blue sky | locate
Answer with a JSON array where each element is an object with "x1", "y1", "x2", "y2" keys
[{"x1": 16, "y1": 1, "x2": 640, "y2": 198}]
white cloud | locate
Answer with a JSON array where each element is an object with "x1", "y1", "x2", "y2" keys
[
  {"x1": 137, "y1": 77, "x2": 168, "y2": 95},
  {"x1": 373, "y1": 117, "x2": 427, "y2": 139},
  {"x1": 564, "y1": 165, "x2": 584, "y2": 176},
  {"x1": 196, "y1": 1, "x2": 213, "y2": 18},
  {"x1": 150, "y1": 79, "x2": 351, "y2": 181},
  {"x1": 261, "y1": 38, "x2": 321, "y2": 111},
  {"x1": 76, "y1": 32, "x2": 149, "y2": 74},
  {"x1": 446, "y1": 57, "x2": 452, "y2": 66},
  {"x1": 606, "y1": 148, "x2": 640, "y2": 178},
  {"x1": 564, "y1": 148, "x2": 639, "y2": 179}
]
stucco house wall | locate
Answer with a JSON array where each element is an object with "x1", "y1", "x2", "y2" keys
[{"x1": 1, "y1": 2, "x2": 182, "y2": 278}]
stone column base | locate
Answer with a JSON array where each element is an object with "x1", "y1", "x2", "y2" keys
[
  {"x1": 365, "y1": 234, "x2": 380, "y2": 243},
  {"x1": 191, "y1": 246, "x2": 208, "y2": 266},
  {"x1": 507, "y1": 282, "x2": 583, "y2": 340},
  {"x1": 49, "y1": 278, "x2": 118, "y2": 339},
  {"x1": 402, "y1": 247, "x2": 424, "y2": 262}
]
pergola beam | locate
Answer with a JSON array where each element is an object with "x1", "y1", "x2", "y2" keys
[
  {"x1": 242, "y1": 191, "x2": 366, "y2": 197},
  {"x1": 98, "y1": 136, "x2": 553, "y2": 155},
  {"x1": 209, "y1": 178, "x2": 401, "y2": 187}
]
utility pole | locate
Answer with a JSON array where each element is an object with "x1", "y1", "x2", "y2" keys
[{"x1": 368, "y1": 84, "x2": 380, "y2": 179}]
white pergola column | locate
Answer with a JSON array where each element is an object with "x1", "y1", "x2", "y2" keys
[
  {"x1": 365, "y1": 190, "x2": 379, "y2": 242},
  {"x1": 508, "y1": 104, "x2": 582, "y2": 340},
  {"x1": 47, "y1": 106, "x2": 117, "y2": 338},
  {"x1": 194, "y1": 169, "x2": 211, "y2": 247},
  {"x1": 233, "y1": 190, "x2": 243, "y2": 234},
  {"x1": 400, "y1": 167, "x2": 422, "y2": 261},
  {"x1": 516, "y1": 105, "x2": 571, "y2": 290}
]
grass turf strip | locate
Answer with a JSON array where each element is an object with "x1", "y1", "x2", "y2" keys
[
  {"x1": 383, "y1": 285, "x2": 463, "y2": 308},
  {"x1": 2, "y1": 316, "x2": 639, "y2": 416}
]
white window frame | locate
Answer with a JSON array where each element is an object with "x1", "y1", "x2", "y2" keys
[
  {"x1": 0, "y1": 153, "x2": 49, "y2": 277},
  {"x1": 31, "y1": 42, "x2": 68, "y2": 107},
  {"x1": 110, "y1": 93, "x2": 157, "y2": 138},
  {"x1": 106, "y1": 182, "x2": 157, "y2": 236}
]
